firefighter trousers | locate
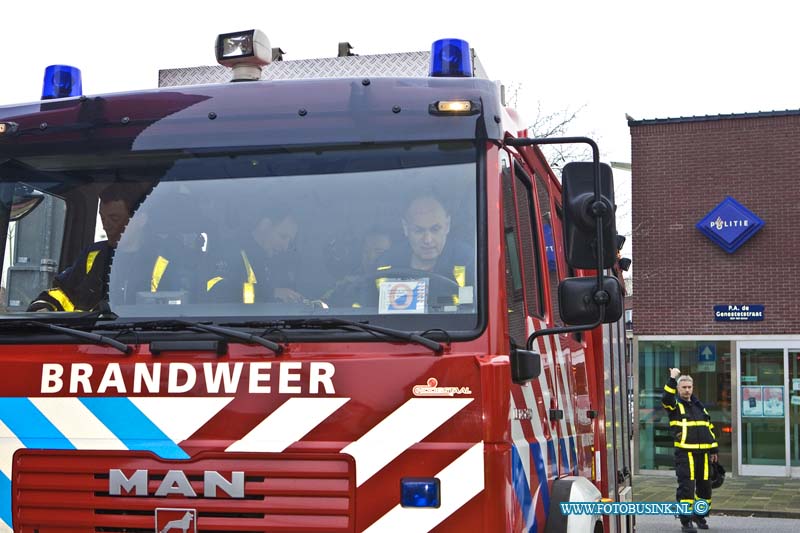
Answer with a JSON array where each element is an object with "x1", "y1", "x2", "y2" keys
[{"x1": 675, "y1": 450, "x2": 712, "y2": 519}]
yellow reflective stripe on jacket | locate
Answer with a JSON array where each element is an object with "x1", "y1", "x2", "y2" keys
[
  {"x1": 669, "y1": 420, "x2": 714, "y2": 428},
  {"x1": 451, "y1": 265, "x2": 466, "y2": 305},
  {"x1": 662, "y1": 402, "x2": 676, "y2": 411},
  {"x1": 664, "y1": 384, "x2": 676, "y2": 394},
  {"x1": 677, "y1": 403, "x2": 688, "y2": 445},
  {"x1": 150, "y1": 256, "x2": 169, "y2": 292},
  {"x1": 46, "y1": 288, "x2": 75, "y2": 312},
  {"x1": 206, "y1": 276, "x2": 223, "y2": 292},
  {"x1": 240, "y1": 250, "x2": 257, "y2": 304},
  {"x1": 453, "y1": 265, "x2": 465, "y2": 287},
  {"x1": 377, "y1": 265, "x2": 391, "y2": 271},
  {"x1": 240, "y1": 250, "x2": 257, "y2": 284},
  {"x1": 673, "y1": 400, "x2": 717, "y2": 449},
  {"x1": 243, "y1": 283, "x2": 255, "y2": 304},
  {"x1": 85, "y1": 250, "x2": 100, "y2": 274},
  {"x1": 674, "y1": 442, "x2": 716, "y2": 450}
]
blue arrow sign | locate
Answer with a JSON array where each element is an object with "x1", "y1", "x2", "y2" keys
[{"x1": 698, "y1": 344, "x2": 716, "y2": 362}]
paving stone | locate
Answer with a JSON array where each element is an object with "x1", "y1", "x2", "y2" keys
[{"x1": 633, "y1": 474, "x2": 800, "y2": 518}]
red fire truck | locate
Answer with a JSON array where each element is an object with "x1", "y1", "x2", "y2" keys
[{"x1": 0, "y1": 30, "x2": 631, "y2": 532}]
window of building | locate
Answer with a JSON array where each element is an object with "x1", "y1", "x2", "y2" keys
[{"x1": 637, "y1": 340, "x2": 732, "y2": 473}]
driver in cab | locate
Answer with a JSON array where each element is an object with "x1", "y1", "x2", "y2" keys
[{"x1": 375, "y1": 194, "x2": 472, "y2": 306}]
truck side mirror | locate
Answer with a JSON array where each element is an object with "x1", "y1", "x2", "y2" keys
[
  {"x1": 558, "y1": 275, "x2": 624, "y2": 325},
  {"x1": 561, "y1": 162, "x2": 616, "y2": 269},
  {"x1": 511, "y1": 346, "x2": 542, "y2": 384},
  {"x1": 9, "y1": 184, "x2": 45, "y2": 221}
]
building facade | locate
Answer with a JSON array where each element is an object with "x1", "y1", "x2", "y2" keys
[{"x1": 629, "y1": 111, "x2": 800, "y2": 477}]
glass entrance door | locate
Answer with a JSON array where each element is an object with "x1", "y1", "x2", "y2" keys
[
  {"x1": 737, "y1": 342, "x2": 800, "y2": 477},
  {"x1": 791, "y1": 350, "x2": 800, "y2": 476},
  {"x1": 739, "y1": 347, "x2": 787, "y2": 476}
]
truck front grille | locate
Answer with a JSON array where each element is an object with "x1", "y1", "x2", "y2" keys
[{"x1": 13, "y1": 450, "x2": 355, "y2": 532}]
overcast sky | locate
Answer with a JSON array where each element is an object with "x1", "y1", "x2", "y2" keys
[{"x1": 4, "y1": 0, "x2": 799, "y2": 259}]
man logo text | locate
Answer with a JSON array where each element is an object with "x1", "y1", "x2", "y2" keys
[{"x1": 109, "y1": 469, "x2": 244, "y2": 498}]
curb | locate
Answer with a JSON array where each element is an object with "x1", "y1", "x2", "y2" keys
[{"x1": 714, "y1": 509, "x2": 800, "y2": 520}]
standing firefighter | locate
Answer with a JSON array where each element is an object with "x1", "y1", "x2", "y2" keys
[{"x1": 662, "y1": 368, "x2": 719, "y2": 532}]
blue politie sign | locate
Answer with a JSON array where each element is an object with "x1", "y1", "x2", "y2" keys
[
  {"x1": 696, "y1": 196, "x2": 764, "y2": 253},
  {"x1": 698, "y1": 344, "x2": 716, "y2": 362},
  {"x1": 714, "y1": 304, "x2": 764, "y2": 321}
]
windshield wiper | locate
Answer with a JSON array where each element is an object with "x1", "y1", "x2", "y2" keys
[
  {"x1": 177, "y1": 320, "x2": 283, "y2": 355},
  {"x1": 97, "y1": 319, "x2": 283, "y2": 355},
  {"x1": 0, "y1": 320, "x2": 131, "y2": 354},
  {"x1": 227, "y1": 318, "x2": 443, "y2": 354}
]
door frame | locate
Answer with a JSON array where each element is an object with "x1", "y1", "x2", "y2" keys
[{"x1": 736, "y1": 340, "x2": 800, "y2": 476}]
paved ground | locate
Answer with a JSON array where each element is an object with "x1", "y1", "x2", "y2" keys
[
  {"x1": 633, "y1": 474, "x2": 800, "y2": 518},
  {"x1": 635, "y1": 514, "x2": 800, "y2": 532}
]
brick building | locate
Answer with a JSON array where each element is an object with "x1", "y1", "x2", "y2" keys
[{"x1": 629, "y1": 111, "x2": 800, "y2": 478}]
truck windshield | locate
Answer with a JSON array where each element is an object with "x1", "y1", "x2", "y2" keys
[{"x1": 0, "y1": 142, "x2": 481, "y2": 332}]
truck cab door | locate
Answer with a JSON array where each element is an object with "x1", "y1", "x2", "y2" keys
[{"x1": 500, "y1": 148, "x2": 557, "y2": 531}]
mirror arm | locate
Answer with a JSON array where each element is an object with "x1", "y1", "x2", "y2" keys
[
  {"x1": 525, "y1": 305, "x2": 606, "y2": 350},
  {"x1": 505, "y1": 136, "x2": 610, "y2": 349}
]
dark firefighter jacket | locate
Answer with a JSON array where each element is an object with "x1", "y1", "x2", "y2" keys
[
  {"x1": 204, "y1": 235, "x2": 296, "y2": 304},
  {"x1": 367, "y1": 240, "x2": 473, "y2": 309},
  {"x1": 376, "y1": 241, "x2": 472, "y2": 286},
  {"x1": 661, "y1": 377, "x2": 719, "y2": 452},
  {"x1": 28, "y1": 241, "x2": 112, "y2": 312},
  {"x1": 27, "y1": 241, "x2": 177, "y2": 312}
]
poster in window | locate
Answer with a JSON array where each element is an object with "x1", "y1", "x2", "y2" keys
[
  {"x1": 762, "y1": 386, "x2": 784, "y2": 417},
  {"x1": 741, "y1": 386, "x2": 763, "y2": 417}
]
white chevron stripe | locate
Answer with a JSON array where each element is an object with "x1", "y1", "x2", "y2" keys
[
  {"x1": 510, "y1": 396, "x2": 531, "y2": 482},
  {"x1": 528, "y1": 317, "x2": 557, "y2": 475},
  {"x1": 519, "y1": 380, "x2": 550, "y2": 479},
  {"x1": 528, "y1": 318, "x2": 553, "y2": 436},
  {"x1": 29, "y1": 398, "x2": 127, "y2": 450},
  {"x1": 520, "y1": 381, "x2": 547, "y2": 442},
  {"x1": 541, "y1": 333, "x2": 567, "y2": 472},
  {"x1": 341, "y1": 397, "x2": 473, "y2": 487},
  {"x1": 552, "y1": 336, "x2": 574, "y2": 474},
  {"x1": 555, "y1": 336, "x2": 577, "y2": 436},
  {"x1": 226, "y1": 397, "x2": 349, "y2": 452},
  {"x1": 363, "y1": 441, "x2": 484, "y2": 533},
  {"x1": 545, "y1": 335, "x2": 568, "y2": 435},
  {"x1": 131, "y1": 397, "x2": 234, "y2": 444},
  {"x1": 0, "y1": 517, "x2": 11, "y2": 533},
  {"x1": 0, "y1": 419, "x2": 23, "y2": 478}
]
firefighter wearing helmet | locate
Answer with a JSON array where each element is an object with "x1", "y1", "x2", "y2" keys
[{"x1": 662, "y1": 368, "x2": 719, "y2": 532}]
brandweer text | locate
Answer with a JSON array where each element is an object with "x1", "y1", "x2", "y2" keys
[{"x1": 40, "y1": 362, "x2": 336, "y2": 395}]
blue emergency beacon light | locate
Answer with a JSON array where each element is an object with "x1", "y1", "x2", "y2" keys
[
  {"x1": 429, "y1": 38, "x2": 472, "y2": 78},
  {"x1": 41, "y1": 65, "x2": 82, "y2": 100}
]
